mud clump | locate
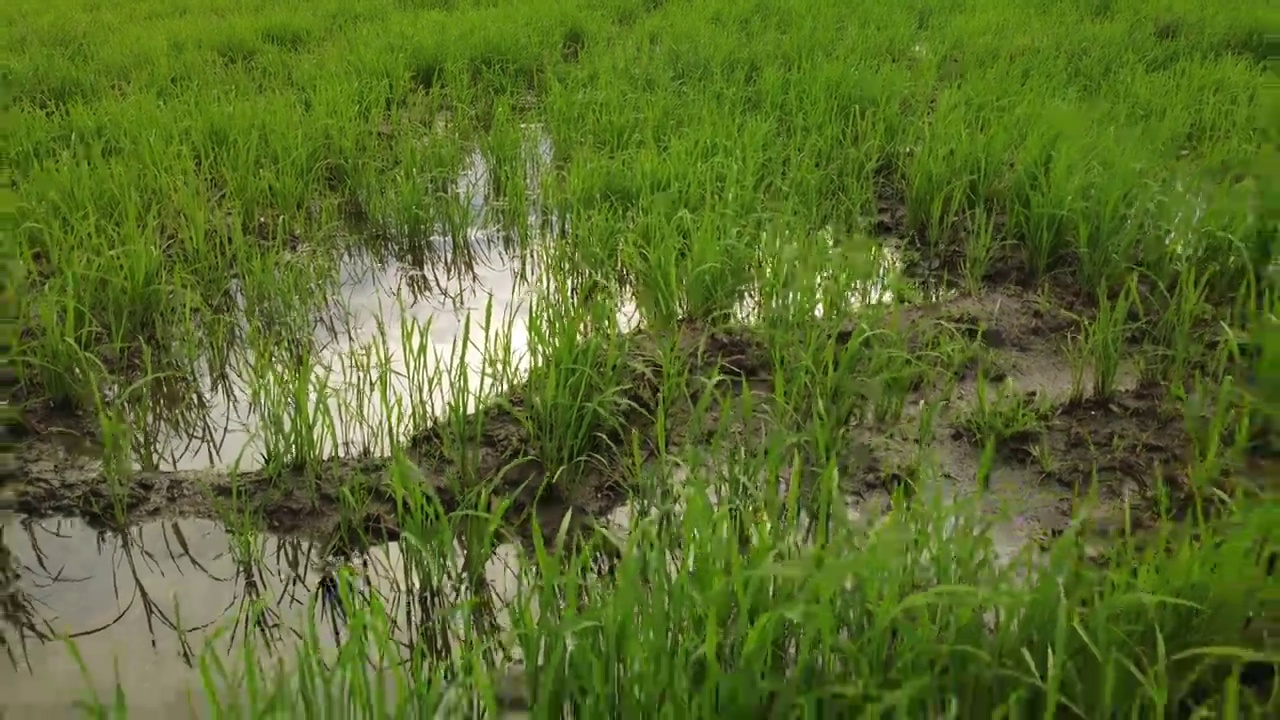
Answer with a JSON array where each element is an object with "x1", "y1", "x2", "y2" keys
[
  {"x1": 899, "y1": 287, "x2": 1265, "y2": 531},
  {"x1": 13, "y1": 449, "x2": 411, "y2": 542},
  {"x1": 405, "y1": 320, "x2": 777, "y2": 520},
  {"x1": 934, "y1": 293, "x2": 1076, "y2": 352},
  {"x1": 1040, "y1": 387, "x2": 1184, "y2": 493}
]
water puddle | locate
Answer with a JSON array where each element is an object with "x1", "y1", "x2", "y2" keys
[
  {"x1": 104, "y1": 122, "x2": 667, "y2": 476},
  {"x1": 6, "y1": 130, "x2": 564, "y2": 713},
  {"x1": 1, "y1": 439, "x2": 1086, "y2": 714},
  {"x1": 144, "y1": 128, "x2": 558, "y2": 473},
  {"x1": 140, "y1": 241, "x2": 539, "y2": 473},
  {"x1": 0, "y1": 513, "x2": 534, "y2": 715}
]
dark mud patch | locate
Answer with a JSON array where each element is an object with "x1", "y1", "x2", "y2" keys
[
  {"x1": 894, "y1": 286, "x2": 1085, "y2": 398},
  {"x1": 869, "y1": 182, "x2": 1033, "y2": 293},
  {"x1": 12, "y1": 450, "x2": 410, "y2": 549},
  {"x1": 911, "y1": 288, "x2": 1078, "y2": 352},
  {"x1": 871, "y1": 180, "x2": 910, "y2": 240},
  {"x1": 1037, "y1": 387, "x2": 1184, "y2": 497},
  {"x1": 1039, "y1": 387, "x2": 1274, "y2": 516},
  {"x1": 5, "y1": 390, "x2": 99, "y2": 447},
  {"x1": 895, "y1": 286, "x2": 1272, "y2": 535}
]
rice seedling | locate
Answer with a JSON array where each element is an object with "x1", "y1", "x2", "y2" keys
[
  {"x1": 956, "y1": 373, "x2": 1054, "y2": 451},
  {"x1": 5, "y1": 0, "x2": 1277, "y2": 716},
  {"x1": 1068, "y1": 281, "x2": 1138, "y2": 402}
]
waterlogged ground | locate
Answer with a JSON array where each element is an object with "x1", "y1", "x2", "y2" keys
[
  {"x1": 6, "y1": 0, "x2": 1277, "y2": 715},
  {"x1": 6, "y1": 249, "x2": 1243, "y2": 710},
  {"x1": 1, "y1": 513, "x2": 541, "y2": 717}
]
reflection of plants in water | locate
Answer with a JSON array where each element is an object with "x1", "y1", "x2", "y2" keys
[
  {"x1": 225, "y1": 529, "x2": 286, "y2": 651},
  {"x1": 1, "y1": 523, "x2": 54, "y2": 670},
  {"x1": 315, "y1": 557, "x2": 372, "y2": 645},
  {"x1": 126, "y1": 369, "x2": 228, "y2": 473},
  {"x1": 64, "y1": 522, "x2": 228, "y2": 663},
  {"x1": 382, "y1": 472, "x2": 513, "y2": 674},
  {"x1": 10, "y1": 519, "x2": 248, "y2": 672},
  {"x1": 218, "y1": 519, "x2": 376, "y2": 656},
  {"x1": 7, "y1": 501, "x2": 524, "y2": 707}
]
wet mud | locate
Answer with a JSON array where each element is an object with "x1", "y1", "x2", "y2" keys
[
  {"x1": 9, "y1": 286, "x2": 1237, "y2": 549},
  {"x1": 8, "y1": 319, "x2": 779, "y2": 549}
]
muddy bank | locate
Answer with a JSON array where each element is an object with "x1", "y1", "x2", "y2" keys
[
  {"x1": 8, "y1": 319, "x2": 776, "y2": 545},
  {"x1": 10, "y1": 288, "x2": 1253, "y2": 551}
]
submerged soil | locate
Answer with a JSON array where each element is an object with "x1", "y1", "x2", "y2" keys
[{"x1": 9, "y1": 286, "x2": 1249, "y2": 557}]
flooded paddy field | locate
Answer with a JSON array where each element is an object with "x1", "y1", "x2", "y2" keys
[{"x1": 5, "y1": 0, "x2": 1278, "y2": 716}]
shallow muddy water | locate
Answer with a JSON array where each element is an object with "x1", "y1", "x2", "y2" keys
[
  {"x1": 0, "y1": 446, "x2": 1069, "y2": 716},
  {"x1": 0, "y1": 512, "x2": 534, "y2": 717},
  {"x1": 153, "y1": 243, "x2": 545, "y2": 473},
  {"x1": 3, "y1": 515, "x2": 286, "y2": 716},
  {"x1": 146, "y1": 131, "x2": 565, "y2": 475}
]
